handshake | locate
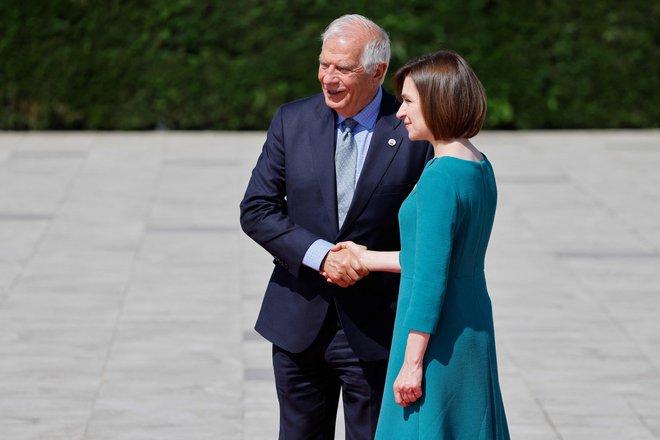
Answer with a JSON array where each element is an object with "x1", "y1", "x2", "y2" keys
[{"x1": 320, "y1": 241, "x2": 368, "y2": 288}]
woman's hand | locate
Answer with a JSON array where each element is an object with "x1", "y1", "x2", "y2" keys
[
  {"x1": 321, "y1": 241, "x2": 368, "y2": 284},
  {"x1": 393, "y1": 361, "x2": 423, "y2": 407},
  {"x1": 322, "y1": 243, "x2": 401, "y2": 279},
  {"x1": 392, "y1": 330, "x2": 429, "y2": 407},
  {"x1": 330, "y1": 241, "x2": 367, "y2": 256}
]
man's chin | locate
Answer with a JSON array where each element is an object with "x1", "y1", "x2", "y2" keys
[
  {"x1": 323, "y1": 97, "x2": 345, "y2": 111},
  {"x1": 324, "y1": 90, "x2": 346, "y2": 101}
]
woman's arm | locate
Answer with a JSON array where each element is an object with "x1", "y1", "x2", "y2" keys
[
  {"x1": 360, "y1": 250, "x2": 401, "y2": 273},
  {"x1": 328, "y1": 242, "x2": 401, "y2": 273}
]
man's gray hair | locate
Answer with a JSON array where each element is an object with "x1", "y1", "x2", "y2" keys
[{"x1": 321, "y1": 14, "x2": 391, "y2": 81}]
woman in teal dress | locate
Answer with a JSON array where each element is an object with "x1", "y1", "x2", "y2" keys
[{"x1": 331, "y1": 51, "x2": 510, "y2": 439}]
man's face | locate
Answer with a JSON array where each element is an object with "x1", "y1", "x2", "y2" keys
[{"x1": 318, "y1": 35, "x2": 385, "y2": 118}]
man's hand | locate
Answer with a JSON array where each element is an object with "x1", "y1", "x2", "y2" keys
[{"x1": 320, "y1": 246, "x2": 368, "y2": 288}]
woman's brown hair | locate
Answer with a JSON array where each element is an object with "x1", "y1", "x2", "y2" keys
[{"x1": 393, "y1": 50, "x2": 487, "y2": 141}]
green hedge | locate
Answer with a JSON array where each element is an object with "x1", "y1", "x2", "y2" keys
[{"x1": 1, "y1": 0, "x2": 658, "y2": 130}]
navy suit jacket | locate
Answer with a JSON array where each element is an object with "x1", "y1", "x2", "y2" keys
[{"x1": 240, "y1": 90, "x2": 432, "y2": 361}]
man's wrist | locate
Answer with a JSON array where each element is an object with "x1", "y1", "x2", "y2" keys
[
  {"x1": 320, "y1": 252, "x2": 329, "y2": 271},
  {"x1": 302, "y1": 239, "x2": 335, "y2": 271}
]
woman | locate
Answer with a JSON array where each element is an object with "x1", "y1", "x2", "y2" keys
[{"x1": 329, "y1": 50, "x2": 510, "y2": 439}]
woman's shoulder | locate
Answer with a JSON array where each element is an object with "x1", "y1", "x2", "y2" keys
[
  {"x1": 417, "y1": 159, "x2": 461, "y2": 194},
  {"x1": 427, "y1": 155, "x2": 490, "y2": 176},
  {"x1": 421, "y1": 155, "x2": 493, "y2": 191},
  {"x1": 424, "y1": 156, "x2": 470, "y2": 179}
]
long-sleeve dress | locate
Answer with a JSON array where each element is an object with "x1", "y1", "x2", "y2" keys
[{"x1": 375, "y1": 155, "x2": 510, "y2": 439}]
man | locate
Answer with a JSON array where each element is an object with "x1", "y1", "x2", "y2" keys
[{"x1": 240, "y1": 14, "x2": 432, "y2": 440}]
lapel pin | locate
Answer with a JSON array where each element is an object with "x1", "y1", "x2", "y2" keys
[{"x1": 387, "y1": 138, "x2": 396, "y2": 147}]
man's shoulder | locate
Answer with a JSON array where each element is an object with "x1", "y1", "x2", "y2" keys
[
  {"x1": 278, "y1": 93, "x2": 326, "y2": 115},
  {"x1": 378, "y1": 89, "x2": 400, "y2": 115},
  {"x1": 267, "y1": 93, "x2": 331, "y2": 133}
]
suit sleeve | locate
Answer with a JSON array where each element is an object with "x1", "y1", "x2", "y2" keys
[
  {"x1": 239, "y1": 106, "x2": 323, "y2": 277},
  {"x1": 402, "y1": 167, "x2": 458, "y2": 334}
]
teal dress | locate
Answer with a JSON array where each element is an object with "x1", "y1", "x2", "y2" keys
[{"x1": 375, "y1": 156, "x2": 510, "y2": 440}]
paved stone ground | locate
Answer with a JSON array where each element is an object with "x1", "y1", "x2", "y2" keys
[{"x1": 0, "y1": 130, "x2": 658, "y2": 440}]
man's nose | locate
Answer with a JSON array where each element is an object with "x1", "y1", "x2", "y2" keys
[{"x1": 323, "y1": 66, "x2": 340, "y2": 82}]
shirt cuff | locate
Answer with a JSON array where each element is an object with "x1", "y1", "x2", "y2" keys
[{"x1": 302, "y1": 239, "x2": 335, "y2": 271}]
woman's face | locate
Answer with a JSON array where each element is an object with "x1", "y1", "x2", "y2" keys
[{"x1": 396, "y1": 76, "x2": 433, "y2": 143}]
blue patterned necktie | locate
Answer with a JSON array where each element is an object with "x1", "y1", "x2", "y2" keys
[{"x1": 335, "y1": 118, "x2": 359, "y2": 228}]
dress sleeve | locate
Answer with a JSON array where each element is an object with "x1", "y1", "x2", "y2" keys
[{"x1": 402, "y1": 167, "x2": 458, "y2": 334}]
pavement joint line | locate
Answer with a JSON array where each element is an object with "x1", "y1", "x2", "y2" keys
[
  {"x1": 0, "y1": 144, "x2": 90, "y2": 306},
  {"x1": 10, "y1": 150, "x2": 89, "y2": 159},
  {"x1": 555, "y1": 251, "x2": 660, "y2": 259},
  {"x1": 145, "y1": 225, "x2": 238, "y2": 234},
  {"x1": 163, "y1": 158, "x2": 241, "y2": 167},
  {"x1": 0, "y1": 212, "x2": 53, "y2": 221},
  {"x1": 80, "y1": 145, "x2": 164, "y2": 439}
]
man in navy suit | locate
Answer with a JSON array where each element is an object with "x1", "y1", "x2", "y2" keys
[{"x1": 240, "y1": 14, "x2": 432, "y2": 440}]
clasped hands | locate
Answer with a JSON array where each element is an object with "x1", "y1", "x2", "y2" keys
[{"x1": 320, "y1": 241, "x2": 367, "y2": 288}]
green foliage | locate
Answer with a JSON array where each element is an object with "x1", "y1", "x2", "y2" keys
[{"x1": 1, "y1": 0, "x2": 658, "y2": 129}]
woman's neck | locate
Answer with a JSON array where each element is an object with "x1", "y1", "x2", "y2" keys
[{"x1": 432, "y1": 138, "x2": 483, "y2": 162}]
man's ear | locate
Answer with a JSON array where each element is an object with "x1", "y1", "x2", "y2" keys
[{"x1": 373, "y1": 63, "x2": 388, "y2": 82}]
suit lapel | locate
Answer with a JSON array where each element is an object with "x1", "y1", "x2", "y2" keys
[
  {"x1": 309, "y1": 100, "x2": 339, "y2": 231},
  {"x1": 339, "y1": 93, "x2": 403, "y2": 234}
]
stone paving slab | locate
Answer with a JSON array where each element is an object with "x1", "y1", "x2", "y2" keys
[{"x1": 0, "y1": 130, "x2": 658, "y2": 439}]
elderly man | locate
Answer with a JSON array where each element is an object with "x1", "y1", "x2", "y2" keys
[{"x1": 240, "y1": 14, "x2": 432, "y2": 440}]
